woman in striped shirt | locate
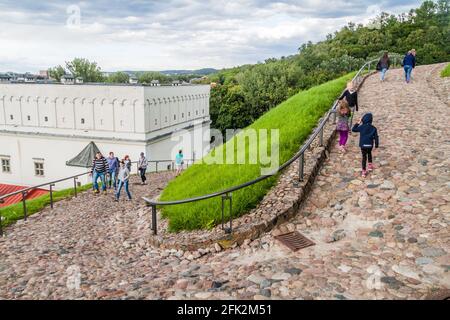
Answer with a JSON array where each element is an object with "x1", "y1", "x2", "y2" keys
[{"x1": 91, "y1": 152, "x2": 109, "y2": 194}]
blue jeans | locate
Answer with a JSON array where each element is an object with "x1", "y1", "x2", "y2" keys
[
  {"x1": 108, "y1": 170, "x2": 117, "y2": 189},
  {"x1": 93, "y1": 171, "x2": 106, "y2": 191},
  {"x1": 116, "y1": 180, "x2": 131, "y2": 200},
  {"x1": 404, "y1": 65, "x2": 413, "y2": 82},
  {"x1": 380, "y1": 68, "x2": 387, "y2": 81}
]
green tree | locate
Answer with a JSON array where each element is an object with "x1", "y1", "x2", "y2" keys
[
  {"x1": 65, "y1": 58, "x2": 104, "y2": 82},
  {"x1": 48, "y1": 65, "x2": 66, "y2": 82},
  {"x1": 106, "y1": 72, "x2": 130, "y2": 84},
  {"x1": 138, "y1": 71, "x2": 171, "y2": 84}
]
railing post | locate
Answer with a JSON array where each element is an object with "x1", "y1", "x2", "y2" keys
[
  {"x1": 22, "y1": 191, "x2": 27, "y2": 221},
  {"x1": 172, "y1": 161, "x2": 175, "y2": 172},
  {"x1": 49, "y1": 183, "x2": 55, "y2": 209},
  {"x1": 0, "y1": 206, "x2": 3, "y2": 236},
  {"x1": 228, "y1": 193, "x2": 233, "y2": 234},
  {"x1": 221, "y1": 194, "x2": 225, "y2": 230},
  {"x1": 156, "y1": 161, "x2": 158, "y2": 173},
  {"x1": 73, "y1": 177, "x2": 77, "y2": 197},
  {"x1": 298, "y1": 152, "x2": 304, "y2": 182},
  {"x1": 221, "y1": 193, "x2": 233, "y2": 234},
  {"x1": 151, "y1": 204, "x2": 157, "y2": 235}
]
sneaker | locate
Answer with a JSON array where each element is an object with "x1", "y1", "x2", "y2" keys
[
  {"x1": 93, "y1": 190, "x2": 99, "y2": 194},
  {"x1": 114, "y1": 198, "x2": 119, "y2": 202},
  {"x1": 103, "y1": 191, "x2": 107, "y2": 195},
  {"x1": 368, "y1": 163, "x2": 374, "y2": 172},
  {"x1": 361, "y1": 170, "x2": 367, "y2": 178}
]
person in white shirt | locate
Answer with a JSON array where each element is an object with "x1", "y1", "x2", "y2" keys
[
  {"x1": 115, "y1": 160, "x2": 132, "y2": 201},
  {"x1": 138, "y1": 152, "x2": 148, "y2": 185}
]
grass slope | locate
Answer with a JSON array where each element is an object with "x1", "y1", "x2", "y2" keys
[
  {"x1": 0, "y1": 183, "x2": 92, "y2": 228},
  {"x1": 441, "y1": 63, "x2": 450, "y2": 77},
  {"x1": 160, "y1": 72, "x2": 355, "y2": 232}
]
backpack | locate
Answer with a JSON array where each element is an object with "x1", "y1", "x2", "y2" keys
[{"x1": 376, "y1": 61, "x2": 382, "y2": 71}]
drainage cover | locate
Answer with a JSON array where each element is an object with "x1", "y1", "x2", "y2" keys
[
  {"x1": 425, "y1": 289, "x2": 450, "y2": 300},
  {"x1": 275, "y1": 232, "x2": 315, "y2": 252}
]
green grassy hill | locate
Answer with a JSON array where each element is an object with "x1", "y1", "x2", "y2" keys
[{"x1": 160, "y1": 72, "x2": 355, "y2": 232}]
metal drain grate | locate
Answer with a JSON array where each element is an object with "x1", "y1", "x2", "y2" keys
[
  {"x1": 425, "y1": 289, "x2": 450, "y2": 300},
  {"x1": 275, "y1": 232, "x2": 315, "y2": 251}
]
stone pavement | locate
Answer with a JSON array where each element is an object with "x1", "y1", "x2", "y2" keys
[{"x1": 0, "y1": 63, "x2": 448, "y2": 300}]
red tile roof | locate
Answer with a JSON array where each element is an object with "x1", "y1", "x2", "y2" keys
[{"x1": 0, "y1": 184, "x2": 48, "y2": 208}]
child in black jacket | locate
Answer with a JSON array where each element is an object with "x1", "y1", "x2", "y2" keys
[
  {"x1": 352, "y1": 113, "x2": 379, "y2": 178},
  {"x1": 339, "y1": 81, "x2": 358, "y2": 112}
]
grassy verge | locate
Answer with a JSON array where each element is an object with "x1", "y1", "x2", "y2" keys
[
  {"x1": 0, "y1": 183, "x2": 93, "y2": 228},
  {"x1": 160, "y1": 72, "x2": 355, "y2": 232},
  {"x1": 441, "y1": 63, "x2": 450, "y2": 77}
]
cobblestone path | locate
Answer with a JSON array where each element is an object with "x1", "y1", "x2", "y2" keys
[{"x1": 0, "y1": 63, "x2": 448, "y2": 300}]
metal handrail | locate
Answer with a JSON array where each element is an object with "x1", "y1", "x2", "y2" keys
[
  {"x1": 143, "y1": 57, "x2": 381, "y2": 235},
  {"x1": 0, "y1": 158, "x2": 193, "y2": 235}
]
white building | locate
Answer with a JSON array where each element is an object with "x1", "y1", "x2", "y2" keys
[{"x1": 0, "y1": 82, "x2": 211, "y2": 189}]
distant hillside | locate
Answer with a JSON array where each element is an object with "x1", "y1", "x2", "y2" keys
[{"x1": 118, "y1": 68, "x2": 218, "y2": 76}]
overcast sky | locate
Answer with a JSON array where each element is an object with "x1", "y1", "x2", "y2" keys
[{"x1": 0, "y1": 0, "x2": 423, "y2": 73}]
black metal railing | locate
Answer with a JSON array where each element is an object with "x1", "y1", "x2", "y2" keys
[
  {"x1": 143, "y1": 57, "x2": 390, "y2": 235},
  {"x1": 0, "y1": 158, "x2": 193, "y2": 236}
]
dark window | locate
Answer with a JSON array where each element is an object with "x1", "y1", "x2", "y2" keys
[
  {"x1": 27, "y1": 115, "x2": 31, "y2": 121},
  {"x1": 10, "y1": 115, "x2": 13, "y2": 120},
  {"x1": 34, "y1": 162, "x2": 44, "y2": 176},
  {"x1": 1, "y1": 158, "x2": 11, "y2": 173},
  {"x1": 44, "y1": 116, "x2": 48, "y2": 122},
  {"x1": 81, "y1": 118, "x2": 85, "y2": 124}
]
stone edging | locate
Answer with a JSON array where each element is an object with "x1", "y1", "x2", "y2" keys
[{"x1": 148, "y1": 73, "x2": 373, "y2": 252}]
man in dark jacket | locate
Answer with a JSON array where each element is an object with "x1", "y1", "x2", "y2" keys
[
  {"x1": 352, "y1": 113, "x2": 379, "y2": 178},
  {"x1": 91, "y1": 152, "x2": 109, "y2": 194},
  {"x1": 403, "y1": 49, "x2": 416, "y2": 83}
]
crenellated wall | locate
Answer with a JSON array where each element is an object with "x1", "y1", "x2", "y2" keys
[{"x1": 0, "y1": 83, "x2": 211, "y2": 189}]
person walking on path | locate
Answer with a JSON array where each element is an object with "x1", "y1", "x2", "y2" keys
[
  {"x1": 175, "y1": 150, "x2": 184, "y2": 176},
  {"x1": 352, "y1": 113, "x2": 379, "y2": 178},
  {"x1": 336, "y1": 100, "x2": 352, "y2": 153},
  {"x1": 124, "y1": 155, "x2": 132, "y2": 172},
  {"x1": 138, "y1": 152, "x2": 148, "y2": 185},
  {"x1": 339, "y1": 81, "x2": 358, "y2": 112},
  {"x1": 376, "y1": 52, "x2": 391, "y2": 82},
  {"x1": 403, "y1": 49, "x2": 416, "y2": 83},
  {"x1": 91, "y1": 152, "x2": 109, "y2": 194},
  {"x1": 115, "y1": 160, "x2": 132, "y2": 201},
  {"x1": 106, "y1": 152, "x2": 120, "y2": 190}
]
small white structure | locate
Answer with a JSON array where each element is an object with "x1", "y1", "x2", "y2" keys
[
  {"x1": 75, "y1": 77, "x2": 84, "y2": 84},
  {"x1": 61, "y1": 75, "x2": 75, "y2": 85},
  {"x1": 150, "y1": 80, "x2": 160, "y2": 87},
  {"x1": 129, "y1": 77, "x2": 138, "y2": 85},
  {"x1": 0, "y1": 82, "x2": 211, "y2": 189}
]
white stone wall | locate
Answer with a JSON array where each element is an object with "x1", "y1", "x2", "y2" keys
[
  {"x1": 0, "y1": 83, "x2": 210, "y2": 141},
  {"x1": 0, "y1": 83, "x2": 211, "y2": 190}
]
